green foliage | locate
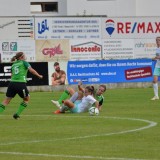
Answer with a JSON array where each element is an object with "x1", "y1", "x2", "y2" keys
[{"x1": 0, "y1": 88, "x2": 159, "y2": 160}]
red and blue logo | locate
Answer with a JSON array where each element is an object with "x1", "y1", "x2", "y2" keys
[{"x1": 105, "y1": 19, "x2": 115, "y2": 36}]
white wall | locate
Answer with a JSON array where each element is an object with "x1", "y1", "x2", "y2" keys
[
  {"x1": 30, "y1": 0, "x2": 67, "y2": 16},
  {"x1": 66, "y1": 0, "x2": 136, "y2": 17},
  {"x1": 0, "y1": 0, "x2": 160, "y2": 17},
  {"x1": 0, "y1": 0, "x2": 30, "y2": 16},
  {"x1": 136, "y1": 0, "x2": 160, "y2": 16}
]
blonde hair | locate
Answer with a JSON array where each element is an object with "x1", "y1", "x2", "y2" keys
[{"x1": 11, "y1": 52, "x2": 24, "y2": 62}]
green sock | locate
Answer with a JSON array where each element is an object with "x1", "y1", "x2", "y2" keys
[
  {"x1": 0, "y1": 104, "x2": 5, "y2": 113},
  {"x1": 16, "y1": 102, "x2": 27, "y2": 116},
  {"x1": 58, "y1": 90, "x2": 70, "y2": 105}
]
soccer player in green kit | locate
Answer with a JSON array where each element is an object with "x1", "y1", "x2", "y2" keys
[{"x1": 0, "y1": 52, "x2": 43, "y2": 119}]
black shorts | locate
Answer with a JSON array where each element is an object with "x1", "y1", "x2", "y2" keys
[{"x1": 6, "y1": 82, "x2": 29, "y2": 98}]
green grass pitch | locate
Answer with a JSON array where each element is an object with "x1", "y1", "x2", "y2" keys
[{"x1": 0, "y1": 87, "x2": 160, "y2": 160}]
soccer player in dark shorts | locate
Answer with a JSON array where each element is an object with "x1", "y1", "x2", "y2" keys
[{"x1": 0, "y1": 52, "x2": 43, "y2": 119}]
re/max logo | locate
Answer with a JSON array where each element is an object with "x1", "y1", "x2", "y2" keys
[{"x1": 116, "y1": 22, "x2": 160, "y2": 34}]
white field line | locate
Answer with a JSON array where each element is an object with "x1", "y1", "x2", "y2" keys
[
  {"x1": 0, "y1": 116, "x2": 157, "y2": 160},
  {"x1": 0, "y1": 115, "x2": 157, "y2": 146},
  {"x1": 0, "y1": 151, "x2": 149, "y2": 160}
]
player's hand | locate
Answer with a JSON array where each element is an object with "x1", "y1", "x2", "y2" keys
[
  {"x1": 95, "y1": 108, "x2": 99, "y2": 115},
  {"x1": 39, "y1": 75, "x2": 43, "y2": 79},
  {"x1": 78, "y1": 81, "x2": 82, "y2": 86}
]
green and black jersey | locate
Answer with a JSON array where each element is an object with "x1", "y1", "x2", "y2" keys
[
  {"x1": 11, "y1": 60, "x2": 31, "y2": 83},
  {"x1": 93, "y1": 89, "x2": 104, "y2": 106}
]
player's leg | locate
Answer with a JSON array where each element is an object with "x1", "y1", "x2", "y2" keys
[
  {"x1": 0, "y1": 97, "x2": 12, "y2": 113},
  {"x1": 53, "y1": 91, "x2": 82, "y2": 114},
  {"x1": 13, "y1": 83, "x2": 29, "y2": 119},
  {"x1": 0, "y1": 82, "x2": 15, "y2": 113},
  {"x1": 51, "y1": 87, "x2": 76, "y2": 108},
  {"x1": 151, "y1": 69, "x2": 159, "y2": 100},
  {"x1": 54, "y1": 99, "x2": 75, "y2": 114}
]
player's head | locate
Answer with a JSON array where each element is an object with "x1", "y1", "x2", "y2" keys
[
  {"x1": 11, "y1": 52, "x2": 26, "y2": 62},
  {"x1": 84, "y1": 86, "x2": 95, "y2": 96},
  {"x1": 54, "y1": 62, "x2": 60, "y2": 72},
  {"x1": 96, "y1": 85, "x2": 106, "y2": 96},
  {"x1": 156, "y1": 37, "x2": 160, "y2": 47}
]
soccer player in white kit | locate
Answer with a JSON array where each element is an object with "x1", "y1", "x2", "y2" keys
[
  {"x1": 151, "y1": 37, "x2": 160, "y2": 100},
  {"x1": 60, "y1": 86, "x2": 99, "y2": 113}
]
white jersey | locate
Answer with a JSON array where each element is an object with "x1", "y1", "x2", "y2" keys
[
  {"x1": 77, "y1": 95, "x2": 96, "y2": 113},
  {"x1": 155, "y1": 48, "x2": 160, "y2": 68}
]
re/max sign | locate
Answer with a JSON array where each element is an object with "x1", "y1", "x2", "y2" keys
[{"x1": 117, "y1": 21, "x2": 160, "y2": 34}]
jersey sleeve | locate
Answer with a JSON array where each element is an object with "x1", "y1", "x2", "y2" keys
[
  {"x1": 87, "y1": 95, "x2": 96, "y2": 105},
  {"x1": 23, "y1": 61, "x2": 31, "y2": 69},
  {"x1": 99, "y1": 98, "x2": 104, "y2": 106}
]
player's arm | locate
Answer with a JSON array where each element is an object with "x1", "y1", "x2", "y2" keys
[
  {"x1": 78, "y1": 81, "x2": 85, "y2": 93},
  {"x1": 98, "y1": 99, "x2": 104, "y2": 111},
  {"x1": 94, "y1": 100, "x2": 100, "y2": 114},
  {"x1": 28, "y1": 67, "x2": 43, "y2": 79},
  {"x1": 94, "y1": 101, "x2": 100, "y2": 109},
  {"x1": 152, "y1": 54, "x2": 160, "y2": 60}
]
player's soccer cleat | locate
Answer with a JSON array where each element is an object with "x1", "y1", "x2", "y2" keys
[
  {"x1": 53, "y1": 110, "x2": 64, "y2": 114},
  {"x1": 13, "y1": 113, "x2": 20, "y2": 120},
  {"x1": 151, "y1": 96, "x2": 159, "y2": 100},
  {"x1": 51, "y1": 100, "x2": 61, "y2": 109}
]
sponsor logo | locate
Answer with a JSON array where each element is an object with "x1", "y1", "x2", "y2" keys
[
  {"x1": 71, "y1": 41, "x2": 102, "y2": 53},
  {"x1": 105, "y1": 19, "x2": 115, "y2": 36},
  {"x1": 2, "y1": 42, "x2": 17, "y2": 51},
  {"x1": 42, "y1": 44, "x2": 63, "y2": 57},
  {"x1": 125, "y1": 67, "x2": 152, "y2": 80},
  {"x1": 38, "y1": 19, "x2": 49, "y2": 34},
  {"x1": 105, "y1": 18, "x2": 160, "y2": 36},
  {"x1": 88, "y1": 78, "x2": 100, "y2": 82},
  {"x1": 0, "y1": 66, "x2": 11, "y2": 77}
]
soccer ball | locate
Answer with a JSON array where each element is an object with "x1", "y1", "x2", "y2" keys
[{"x1": 88, "y1": 107, "x2": 99, "y2": 116}]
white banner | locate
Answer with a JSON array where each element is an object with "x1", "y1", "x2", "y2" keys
[
  {"x1": 0, "y1": 40, "x2": 35, "y2": 62},
  {"x1": 0, "y1": 17, "x2": 34, "y2": 40},
  {"x1": 35, "y1": 40, "x2": 70, "y2": 61},
  {"x1": 134, "y1": 39, "x2": 156, "y2": 59},
  {"x1": 35, "y1": 17, "x2": 101, "y2": 39},
  {"x1": 102, "y1": 17, "x2": 160, "y2": 39},
  {"x1": 102, "y1": 39, "x2": 134, "y2": 59},
  {"x1": 70, "y1": 39, "x2": 102, "y2": 60}
]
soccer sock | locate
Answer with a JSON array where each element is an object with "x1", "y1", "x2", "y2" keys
[
  {"x1": 0, "y1": 104, "x2": 5, "y2": 113},
  {"x1": 70, "y1": 92, "x2": 79, "y2": 102},
  {"x1": 16, "y1": 102, "x2": 27, "y2": 116},
  {"x1": 58, "y1": 90, "x2": 70, "y2": 105},
  {"x1": 153, "y1": 83, "x2": 158, "y2": 97}
]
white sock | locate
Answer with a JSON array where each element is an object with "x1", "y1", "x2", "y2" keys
[{"x1": 153, "y1": 83, "x2": 159, "y2": 97}]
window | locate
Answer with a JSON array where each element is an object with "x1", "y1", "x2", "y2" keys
[{"x1": 30, "y1": 2, "x2": 58, "y2": 13}]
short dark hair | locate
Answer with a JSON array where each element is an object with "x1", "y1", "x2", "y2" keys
[{"x1": 54, "y1": 62, "x2": 59, "y2": 66}]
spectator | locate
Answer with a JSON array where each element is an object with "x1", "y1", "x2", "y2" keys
[{"x1": 51, "y1": 62, "x2": 66, "y2": 86}]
